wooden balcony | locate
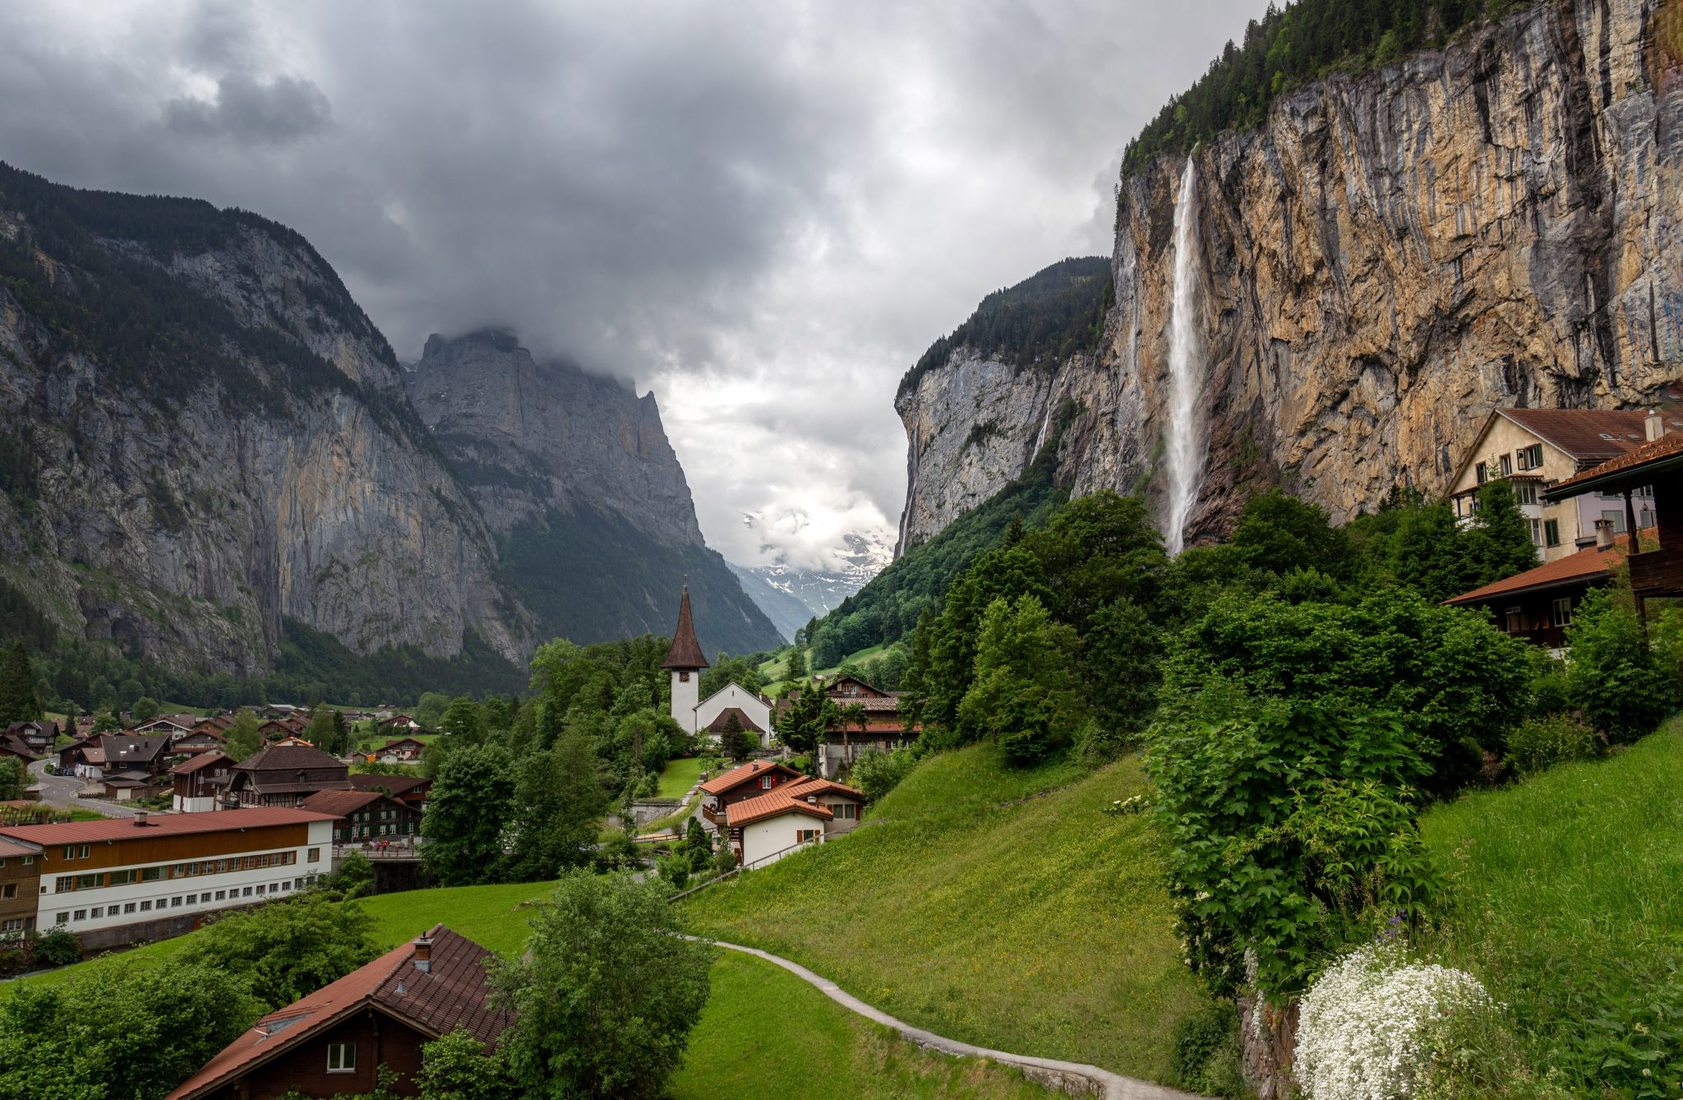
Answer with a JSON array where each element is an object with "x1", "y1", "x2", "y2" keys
[{"x1": 1628, "y1": 547, "x2": 1683, "y2": 597}]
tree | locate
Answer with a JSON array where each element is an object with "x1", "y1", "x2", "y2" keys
[
  {"x1": 0, "y1": 641, "x2": 41, "y2": 724},
  {"x1": 718, "y1": 710, "x2": 754, "y2": 761},
  {"x1": 438, "y1": 696, "x2": 487, "y2": 742},
  {"x1": 1230, "y1": 488, "x2": 1355, "y2": 582},
  {"x1": 508, "y1": 731, "x2": 608, "y2": 882},
  {"x1": 699, "y1": 653, "x2": 766, "y2": 699},
  {"x1": 838, "y1": 702, "x2": 867, "y2": 768},
  {"x1": 0, "y1": 757, "x2": 25, "y2": 801},
  {"x1": 224, "y1": 708, "x2": 261, "y2": 761},
  {"x1": 494, "y1": 870, "x2": 712, "y2": 1099},
  {"x1": 0, "y1": 959, "x2": 261, "y2": 1099},
  {"x1": 1565, "y1": 587, "x2": 1675, "y2": 744},
  {"x1": 773, "y1": 684, "x2": 835, "y2": 756},
  {"x1": 179, "y1": 893, "x2": 381, "y2": 1010},
  {"x1": 423, "y1": 742, "x2": 516, "y2": 885},
  {"x1": 1461, "y1": 479, "x2": 1541, "y2": 587},
  {"x1": 417, "y1": 1028, "x2": 516, "y2": 1100},
  {"x1": 129, "y1": 695, "x2": 160, "y2": 722},
  {"x1": 957, "y1": 594, "x2": 1086, "y2": 766},
  {"x1": 306, "y1": 706, "x2": 340, "y2": 753}
]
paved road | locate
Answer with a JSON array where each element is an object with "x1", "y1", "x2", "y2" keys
[{"x1": 26, "y1": 760, "x2": 139, "y2": 818}]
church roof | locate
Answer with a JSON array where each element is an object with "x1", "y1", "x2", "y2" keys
[{"x1": 661, "y1": 586, "x2": 709, "y2": 670}]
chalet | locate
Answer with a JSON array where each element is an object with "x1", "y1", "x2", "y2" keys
[
  {"x1": 62, "y1": 734, "x2": 172, "y2": 781},
  {"x1": 1444, "y1": 529, "x2": 1638, "y2": 648},
  {"x1": 697, "y1": 760, "x2": 805, "y2": 827},
  {"x1": 373, "y1": 737, "x2": 427, "y2": 764},
  {"x1": 1448, "y1": 408, "x2": 1681, "y2": 561},
  {"x1": 0, "y1": 732, "x2": 39, "y2": 764},
  {"x1": 132, "y1": 716, "x2": 199, "y2": 740},
  {"x1": 167, "y1": 925, "x2": 507, "y2": 1100},
  {"x1": 379, "y1": 714, "x2": 422, "y2": 733},
  {"x1": 221, "y1": 744, "x2": 352, "y2": 809},
  {"x1": 0, "y1": 835, "x2": 42, "y2": 940},
  {"x1": 172, "y1": 751, "x2": 233, "y2": 813},
  {"x1": 98, "y1": 769, "x2": 169, "y2": 802},
  {"x1": 661, "y1": 587, "x2": 775, "y2": 746},
  {"x1": 259, "y1": 717, "x2": 309, "y2": 741},
  {"x1": 1546, "y1": 419, "x2": 1683, "y2": 611},
  {"x1": 722, "y1": 775, "x2": 866, "y2": 867},
  {"x1": 172, "y1": 729, "x2": 227, "y2": 756},
  {"x1": 300, "y1": 789, "x2": 422, "y2": 845},
  {"x1": 4, "y1": 719, "x2": 58, "y2": 755},
  {"x1": 348, "y1": 773, "x2": 431, "y2": 813},
  {"x1": 0, "y1": 808, "x2": 335, "y2": 944},
  {"x1": 794, "y1": 676, "x2": 916, "y2": 779},
  {"x1": 58, "y1": 736, "x2": 103, "y2": 778}
]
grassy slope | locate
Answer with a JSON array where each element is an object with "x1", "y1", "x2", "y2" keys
[
  {"x1": 1421, "y1": 720, "x2": 1683, "y2": 1068},
  {"x1": 657, "y1": 757, "x2": 703, "y2": 800},
  {"x1": 678, "y1": 743, "x2": 1206, "y2": 1083},
  {"x1": 672, "y1": 951, "x2": 1052, "y2": 1099}
]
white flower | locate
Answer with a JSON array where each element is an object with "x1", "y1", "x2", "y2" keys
[{"x1": 1294, "y1": 943, "x2": 1487, "y2": 1100}]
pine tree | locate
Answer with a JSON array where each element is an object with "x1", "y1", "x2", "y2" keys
[{"x1": 0, "y1": 642, "x2": 41, "y2": 725}]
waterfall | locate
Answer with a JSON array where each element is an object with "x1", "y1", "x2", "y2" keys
[{"x1": 1164, "y1": 155, "x2": 1206, "y2": 555}]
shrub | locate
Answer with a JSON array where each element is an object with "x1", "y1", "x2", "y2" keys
[
  {"x1": 32, "y1": 927, "x2": 81, "y2": 968},
  {"x1": 849, "y1": 746, "x2": 916, "y2": 803},
  {"x1": 1565, "y1": 589, "x2": 1676, "y2": 744},
  {"x1": 1171, "y1": 1000, "x2": 1243, "y2": 1097},
  {"x1": 1504, "y1": 714, "x2": 1599, "y2": 778},
  {"x1": 713, "y1": 845, "x2": 738, "y2": 875},
  {"x1": 1294, "y1": 943, "x2": 1488, "y2": 1100}
]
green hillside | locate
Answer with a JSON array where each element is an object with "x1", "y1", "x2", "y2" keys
[{"x1": 677, "y1": 743, "x2": 1211, "y2": 1084}]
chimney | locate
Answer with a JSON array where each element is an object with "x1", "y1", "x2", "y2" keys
[
  {"x1": 133, "y1": 811, "x2": 148, "y2": 827},
  {"x1": 1595, "y1": 517, "x2": 1615, "y2": 549},
  {"x1": 1647, "y1": 408, "x2": 1665, "y2": 442},
  {"x1": 413, "y1": 935, "x2": 432, "y2": 973}
]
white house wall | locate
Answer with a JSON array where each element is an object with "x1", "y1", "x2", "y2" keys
[
  {"x1": 692, "y1": 683, "x2": 773, "y2": 747},
  {"x1": 739, "y1": 814, "x2": 824, "y2": 867}
]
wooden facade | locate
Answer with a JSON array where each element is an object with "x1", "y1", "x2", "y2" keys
[
  {"x1": 1547, "y1": 428, "x2": 1683, "y2": 609},
  {"x1": 0, "y1": 837, "x2": 41, "y2": 937}
]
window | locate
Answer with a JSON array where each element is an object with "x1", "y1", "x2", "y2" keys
[
  {"x1": 19, "y1": 856, "x2": 30, "y2": 866},
  {"x1": 1517, "y1": 443, "x2": 1543, "y2": 470},
  {"x1": 256, "y1": 884, "x2": 266, "y2": 895},
  {"x1": 186, "y1": 894, "x2": 197, "y2": 905},
  {"x1": 1530, "y1": 519, "x2": 1542, "y2": 547},
  {"x1": 140, "y1": 867, "x2": 163, "y2": 882},
  {"x1": 1475, "y1": 461, "x2": 1488, "y2": 485},
  {"x1": 1500, "y1": 454, "x2": 1512, "y2": 476},
  {"x1": 1603, "y1": 509, "x2": 1627, "y2": 534},
  {"x1": 1544, "y1": 520, "x2": 1561, "y2": 547},
  {"x1": 795, "y1": 829, "x2": 821, "y2": 844},
  {"x1": 108, "y1": 870, "x2": 135, "y2": 886},
  {"x1": 1, "y1": 884, "x2": 16, "y2": 900},
  {"x1": 215, "y1": 890, "x2": 226, "y2": 901},
  {"x1": 123, "y1": 902, "x2": 135, "y2": 914},
  {"x1": 1504, "y1": 606, "x2": 1524, "y2": 634},
  {"x1": 73, "y1": 909, "x2": 85, "y2": 921},
  {"x1": 327, "y1": 1043, "x2": 356, "y2": 1073},
  {"x1": 55, "y1": 913, "x2": 67, "y2": 924},
  {"x1": 1515, "y1": 482, "x2": 1539, "y2": 505},
  {"x1": 243, "y1": 886, "x2": 253, "y2": 897},
  {"x1": 171, "y1": 897, "x2": 182, "y2": 908},
  {"x1": 678, "y1": 671, "x2": 689, "y2": 682},
  {"x1": 833, "y1": 804, "x2": 858, "y2": 820},
  {"x1": 308, "y1": 848, "x2": 321, "y2": 863},
  {"x1": 139, "y1": 900, "x2": 151, "y2": 911},
  {"x1": 759, "y1": 776, "x2": 774, "y2": 789},
  {"x1": 76, "y1": 874, "x2": 100, "y2": 890},
  {"x1": 90, "y1": 907, "x2": 103, "y2": 918}
]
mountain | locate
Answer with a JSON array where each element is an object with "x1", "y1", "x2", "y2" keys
[
  {"x1": 896, "y1": 0, "x2": 1683, "y2": 548},
  {"x1": 727, "y1": 533, "x2": 892, "y2": 641},
  {"x1": 0, "y1": 162, "x2": 525, "y2": 680},
  {"x1": 406, "y1": 330, "x2": 781, "y2": 657}
]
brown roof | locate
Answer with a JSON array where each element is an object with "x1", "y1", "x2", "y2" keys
[
  {"x1": 1443, "y1": 534, "x2": 1640, "y2": 605},
  {"x1": 704, "y1": 707, "x2": 764, "y2": 734},
  {"x1": 1495, "y1": 408, "x2": 1683, "y2": 462},
  {"x1": 349, "y1": 773, "x2": 431, "y2": 797},
  {"x1": 233, "y1": 743, "x2": 350, "y2": 776},
  {"x1": 697, "y1": 759, "x2": 803, "y2": 796},
  {"x1": 726, "y1": 787, "x2": 835, "y2": 827},
  {"x1": 0, "y1": 807, "x2": 336, "y2": 846},
  {"x1": 100, "y1": 734, "x2": 171, "y2": 764},
  {"x1": 661, "y1": 585, "x2": 709, "y2": 670},
  {"x1": 167, "y1": 925, "x2": 507, "y2": 1100},
  {"x1": 1548, "y1": 430, "x2": 1683, "y2": 498},
  {"x1": 0, "y1": 733, "x2": 39, "y2": 760},
  {"x1": 299, "y1": 789, "x2": 388, "y2": 817},
  {"x1": 169, "y1": 751, "x2": 230, "y2": 775},
  {"x1": 0, "y1": 835, "x2": 42, "y2": 858}
]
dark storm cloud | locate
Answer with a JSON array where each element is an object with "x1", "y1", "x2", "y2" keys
[{"x1": 1, "y1": 0, "x2": 1270, "y2": 565}]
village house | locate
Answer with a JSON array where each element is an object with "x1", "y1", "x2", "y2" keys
[
  {"x1": 371, "y1": 737, "x2": 426, "y2": 764},
  {"x1": 4, "y1": 719, "x2": 58, "y2": 755},
  {"x1": 0, "y1": 731, "x2": 39, "y2": 765},
  {"x1": 662, "y1": 587, "x2": 775, "y2": 747},
  {"x1": 60, "y1": 733, "x2": 173, "y2": 782},
  {"x1": 1444, "y1": 526, "x2": 1639, "y2": 648},
  {"x1": 0, "y1": 808, "x2": 335, "y2": 947},
  {"x1": 697, "y1": 759, "x2": 805, "y2": 828},
  {"x1": 347, "y1": 773, "x2": 431, "y2": 814},
  {"x1": 1448, "y1": 408, "x2": 1680, "y2": 560},
  {"x1": 0, "y1": 835, "x2": 42, "y2": 940},
  {"x1": 378, "y1": 713, "x2": 423, "y2": 733},
  {"x1": 172, "y1": 751, "x2": 233, "y2": 813},
  {"x1": 171, "y1": 728, "x2": 227, "y2": 756},
  {"x1": 167, "y1": 924, "x2": 507, "y2": 1100},
  {"x1": 782, "y1": 676, "x2": 916, "y2": 779},
  {"x1": 722, "y1": 774, "x2": 867, "y2": 867},
  {"x1": 220, "y1": 744, "x2": 352, "y2": 809},
  {"x1": 131, "y1": 716, "x2": 201, "y2": 741},
  {"x1": 300, "y1": 789, "x2": 423, "y2": 845}
]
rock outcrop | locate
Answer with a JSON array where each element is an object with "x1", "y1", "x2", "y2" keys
[{"x1": 898, "y1": 0, "x2": 1683, "y2": 549}]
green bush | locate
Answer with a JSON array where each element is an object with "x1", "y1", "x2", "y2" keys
[
  {"x1": 1505, "y1": 714, "x2": 1599, "y2": 778},
  {"x1": 32, "y1": 927, "x2": 81, "y2": 968},
  {"x1": 848, "y1": 746, "x2": 916, "y2": 803},
  {"x1": 1169, "y1": 1000, "x2": 1244, "y2": 1097},
  {"x1": 1565, "y1": 589, "x2": 1677, "y2": 743}
]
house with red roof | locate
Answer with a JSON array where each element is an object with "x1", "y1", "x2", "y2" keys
[
  {"x1": 373, "y1": 737, "x2": 427, "y2": 764},
  {"x1": 779, "y1": 676, "x2": 917, "y2": 779},
  {"x1": 1444, "y1": 530, "x2": 1640, "y2": 648},
  {"x1": 723, "y1": 775, "x2": 866, "y2": 867},
  {"x1": 167, "y1": 925, "x2": 508, "y2": 1100},
  {"x1": 696, "y1": 759, "x2": 804, "y2": 828}
]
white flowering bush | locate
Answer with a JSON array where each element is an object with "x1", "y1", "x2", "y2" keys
[{"x1": 1294, "y1": 943, "x2": 1488, "y2": 1100}]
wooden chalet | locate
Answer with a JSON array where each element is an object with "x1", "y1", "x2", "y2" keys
[
  {"x1": 1546, "y1": 423, "x2": 1683, "y2": 610},
  {"x1": 697, "y1": 760, "x2": 805, "y2": 827},
  {"x1": 300, "y1": 789, "x2": 422, "y2": 845},
  {"x1": 372, "y1": 737, "x2": 427, "y2": 763},
  {"x1": 801, "y1": 676, "x2": 917, "y2": 779},
  {"x1": 220, "y1": 744, "x2": 352, "y2": 809},
  {"x1": 0, "y1": 834, "x2": 42, "y2": 939},
  {"x1": 171, "y1": 728, "x2": 227, "y2": 756},
  {"x1": 721, "y1": 775, "x2": 866, "y2": 867},
  {"x1": 0, "y1": 732, "x2": 39, "y2": 764},
  {"x1": 3, "y1": 719, "x2": 58, "y2": 755},
  {"x1": 348, "y1": 773, "x2": 431, "y2": 813},
  {"x1": 171, "y1": 751, "x2": 233, "y2": 813},
  {"x1": 1444, "y1": 531, "x2": 1640, "y2": 648},
  {"x1": 166, "y1": 925, "x2": 507, "y2": 1099}
]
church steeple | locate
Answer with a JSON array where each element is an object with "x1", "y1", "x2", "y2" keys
[{"x1": 661, "y1": 585, "x2": 709, "y2": 671}]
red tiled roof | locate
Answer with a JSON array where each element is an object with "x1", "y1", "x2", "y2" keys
[
  {"x1": 782, "y1": 776, "x2": 865, "y2": 800},
  {"x1": 661, "y1": 585, "x2": 709, "y2": 670},
  {"x1": 726, "y1": 788, "x2": 835, "y2": 827},
  {"x1": 1548, "y1": 430, "x2": 1683, "y2": 497},
  {"x1": 1496, "y1": 408, "x2": 1683, "y2": 462},
  {"x1": 169, "y1": 751, "x2": 230, "y2": 775},
  {"x1": 0, "y1": 835, "x2": 41, "y2": 858},
  {"x1": 1443, "y1": 534, "x2": 1641, "y2": 605},
  {"x1": 697, "y1": 759, "x2": 801, "y2": 796},
  {"x1": 167, "y1": 925, "x2": 507, "y2": 1100},
  {"x1": 299, "y1": 789, "x2": 387, "y2": 817},
  {"x1": 0, "y1": 807, "x2": 336, "y2": 846}
]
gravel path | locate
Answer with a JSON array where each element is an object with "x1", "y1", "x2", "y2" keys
[{"x1": 689, "y1": 936, "x2": 1209, "y2": 1100}]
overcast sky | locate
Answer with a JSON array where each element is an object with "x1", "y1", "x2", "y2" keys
[{"x1": 2, "y1": 0, "x2": 1268, "y2": 571}]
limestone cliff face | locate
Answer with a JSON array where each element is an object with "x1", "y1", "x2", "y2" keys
[
  {"x1": 0, "y1": 170, "x2": 524, "y2": 674},
  {"x1": 899, "y1": 0, "x2": 1683, "y2": 548}
]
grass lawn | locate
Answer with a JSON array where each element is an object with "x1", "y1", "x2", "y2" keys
[
  {"x1": 678, "y1": 743, "x2": 1209, "y2": 1084},
  {"x1": 657, "y1": 757, "x2": 703, "y2": 800},
  {"x1": 1421, "y1": 719, "x2": 1683, "y2": 1088},
  {"x1": 671, "y1": 950, "x2": 1053, "y2": 1099}
]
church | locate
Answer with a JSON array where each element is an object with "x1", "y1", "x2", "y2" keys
[{"x1": 663, "y1": 586, "x2": 775, "y2": 749}]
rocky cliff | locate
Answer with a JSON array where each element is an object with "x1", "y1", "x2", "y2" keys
[
  {"x1": 898, "y1": 0, "x2": 1683, "y2": 549},
  {"x1": 0, "y1": 164, "x2": 526, "y2": 677},
  {"x1": 408, "y1": 331, "x2": 781, "y2": 656}
]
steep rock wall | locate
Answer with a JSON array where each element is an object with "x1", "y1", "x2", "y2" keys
[{"x1": 900, "y1": 0, "x2": 1683, "y2": 547}]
